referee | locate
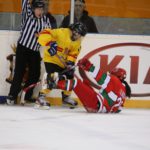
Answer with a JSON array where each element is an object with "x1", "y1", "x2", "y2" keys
[{"x1": 7, "y1": 0, "x2": 53, "y2": 105}]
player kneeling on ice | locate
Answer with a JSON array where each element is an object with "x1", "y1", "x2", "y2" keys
[{"x1": 47, "y1": 58, "x2": 131, "y2": 113}]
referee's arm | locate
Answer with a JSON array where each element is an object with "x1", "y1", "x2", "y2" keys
[{"x1": 22, "y1": 0, "x2": 32, "y2": 17}]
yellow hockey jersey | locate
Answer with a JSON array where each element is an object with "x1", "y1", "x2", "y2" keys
[{"x1": 38, "y1": 28, "x2": 81, "y2": 68}]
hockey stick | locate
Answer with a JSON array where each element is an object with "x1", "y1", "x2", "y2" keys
[
  {"x1": 56, "y1": 54, "x2": 79, "y2": 79},
  {"x1": 60, "y1": 65, "x2": 77, "y2": 75},
  {"x1": 20, "y1": 62, "x2": 78, "y2": 105},
  {"x1": 20, "y1": 53, "x2": 80, "y2": 105}
]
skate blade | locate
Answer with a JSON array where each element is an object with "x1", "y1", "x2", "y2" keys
[
  {"x1": 62, "y1": 103, "x2": 77, "y2": 109},
  {"x1": 6, "y1": 100, "x2": 15, "y2": 105},
  {"x1": 34, "y1": 104, "x2": 50, "y2": 110}
]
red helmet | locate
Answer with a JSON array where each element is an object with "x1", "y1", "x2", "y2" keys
[{"x1": 110, "y1": 68, "x2": 126, "y2": 80}]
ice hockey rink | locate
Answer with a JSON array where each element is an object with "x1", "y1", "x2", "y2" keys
[{"x1": 0, "y1": 105, "x2": 150, "y2": 150}]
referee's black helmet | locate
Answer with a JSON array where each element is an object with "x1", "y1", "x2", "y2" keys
[{"x1": 32, "y1": 0, "x2": 45, "y2": 9}]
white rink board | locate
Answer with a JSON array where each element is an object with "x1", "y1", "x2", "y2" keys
[{"x1": 0, "y1": 31, "x2": 150, "y2": 100}]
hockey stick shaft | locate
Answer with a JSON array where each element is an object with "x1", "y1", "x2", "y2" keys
[
  {"x1": 60, "y1": 65, "x2": 77, "y2": 75},
  {"x1": 56, "y1": 54, "x2": 79, "y2": 79},
  {"x1": 20, "y1": 54, "x2": 79, "y2": 104}
]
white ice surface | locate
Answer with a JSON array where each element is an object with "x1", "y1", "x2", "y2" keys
[{"x1": 0, "y1": 105, "x2": 150, "y2": 150}]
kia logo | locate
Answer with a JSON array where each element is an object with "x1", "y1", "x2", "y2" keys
[{"x1": 79, "y1": 43, "x2": 150, "y2": 97}]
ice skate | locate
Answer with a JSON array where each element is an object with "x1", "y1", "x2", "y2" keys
[
  {"x1": 34, "y1": 94, "x2": 50, "y2": 110},
  {"x1": 62, "y1": 92, "x2": 78, "y2": 109},
  {"x1": 6, "y1": 95, "x2": 16, "y2": 105}
]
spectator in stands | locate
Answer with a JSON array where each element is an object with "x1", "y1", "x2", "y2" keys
[
  {"x1": 61, "y1": 0, "x2": 98, "y2": 33},
  {"x1": 6, "y1": 0, "x2": 56, "y2": 105},
  {"x1": 44, "y1": 0, "x2": 57, "y2": 28}
]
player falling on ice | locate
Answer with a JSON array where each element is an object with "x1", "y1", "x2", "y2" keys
[{"x1": 47, "y1": 58, "x2": 131, "y2": 113}]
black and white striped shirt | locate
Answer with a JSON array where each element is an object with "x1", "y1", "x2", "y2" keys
[{"x1": 18, "y1": 0, "x2": 52, "y2": 51}]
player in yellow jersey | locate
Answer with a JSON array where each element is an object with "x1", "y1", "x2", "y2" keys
[{"x1": 36, "y1": 22, "x2": 87, "y2": 109}]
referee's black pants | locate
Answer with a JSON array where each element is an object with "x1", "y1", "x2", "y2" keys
[{"x1": 9, "y1": 44, "x2": 41, "y2": 100}]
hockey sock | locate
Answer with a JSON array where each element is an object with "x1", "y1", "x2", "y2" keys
[{"x1": 57, "y1": 78, "x2": 78, "y2": 91}]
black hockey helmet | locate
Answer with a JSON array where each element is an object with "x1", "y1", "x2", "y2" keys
[
  {"x1": 32, "y1": 0, "x2": 45, "y2": 9},
  {"x1": 69, "y1": 22, "x2": 87, "y2": 36}
]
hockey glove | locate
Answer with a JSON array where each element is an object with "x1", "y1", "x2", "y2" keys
[
  {"x1": 77, "y1": 58, "x2": 93, "y2": 71},
  {"x1": 48, "y1": 42, "x2": 57, "y2": 56}
]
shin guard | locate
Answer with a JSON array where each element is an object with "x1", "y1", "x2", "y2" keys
[{"x1": 57, "y1": 78, "x2": 78, "y2": 91}]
